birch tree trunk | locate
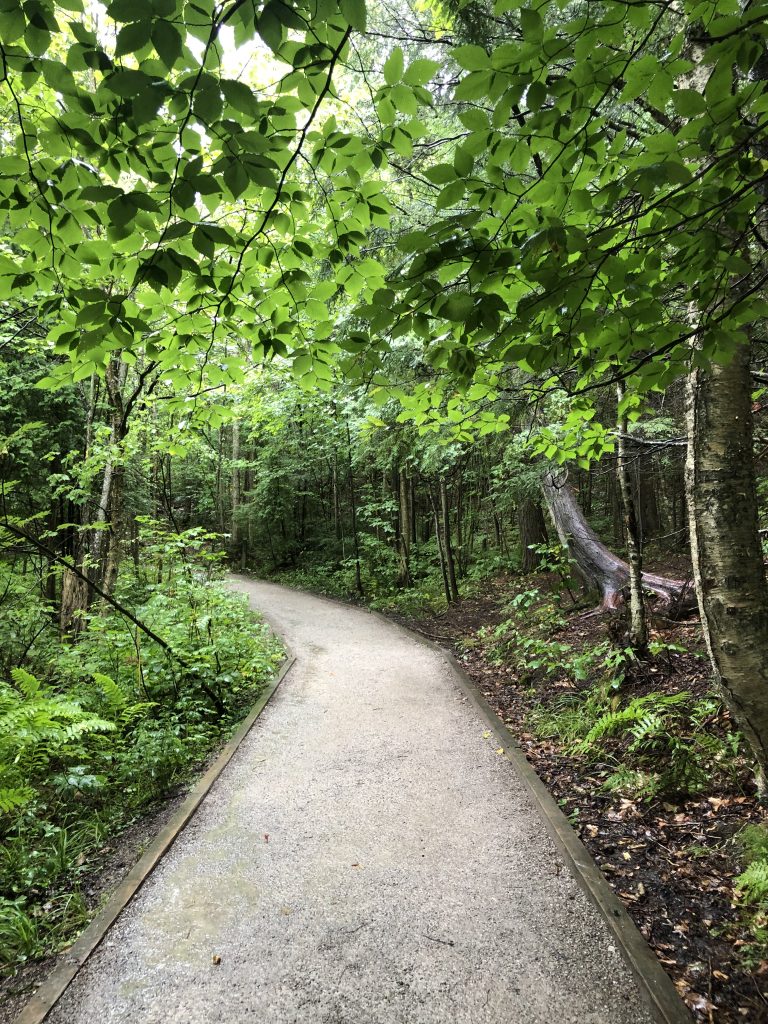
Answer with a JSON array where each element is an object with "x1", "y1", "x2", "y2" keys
[
  {"x1": 90, "y1": 357, "x2": 129, "y2": 596},
  {"x1": 686, "y1": 340, "x2": 768, "y2": 788}
]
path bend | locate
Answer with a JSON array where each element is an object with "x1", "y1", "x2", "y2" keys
[{"x1": 45, "y1": 578, "x2": 655, "y2": 1024}]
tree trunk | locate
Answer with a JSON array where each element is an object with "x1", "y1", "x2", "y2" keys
[
  {"x1": 397, "y1": 468, "x2": 412, "y2": 587},
  {"x1": 440, "y1": 476, "x2": 459, "y2": 602},
  {"x1": 541, "y1": 474, "x2": 695, "y2": 615},
  {"x1": 686, "y1": 340, "x2": 768, "y2": 788},
  {"x1": 60, "y1": 567, "x2": 90, "y2": 635},
  {"x1": 518, "y1": 497, "x2": 548, "y2": 573},
  {"x1": 345, "y1": 421, "x2": 363, "y2": 597},
  {"x1": 231, "y1": 418, "x2": 243, "y2": 564},
  {"x1": 429, "y1": 483, "x2": 451, "y2": 605},
  {"x1": 617, "y1": 382, "x2": 648, "y2": 650}
]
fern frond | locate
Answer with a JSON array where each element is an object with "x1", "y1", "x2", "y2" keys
[
  {"x1": 0, "y1": 786, "x2": 34, "y2": 814},
  {"x1": 10, "y1": 668, "x2": 41, "y2": 697},
  {"x1": 737, "y1": 860, "x2": 768, "y2": 906},
  {"x1": 93, "y1": 673, "x2": 127, "y2": 712}
]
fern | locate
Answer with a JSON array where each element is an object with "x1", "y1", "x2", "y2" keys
[
  {"x1": 577, "y1": 692, "x2": 690, "y2": 752},
  {"x1": 93, "y1": 673, "x2": 127, "y2": 712},
  {"x1": 10, "y1": 668, "x2": 40, "y2": 697},
  {"x1": 92, "y1": 673, "x2": 155, "y2": 728},
  {"x1": 0, "y1": 786, "x2": 34, "y2": 813},
  {"x1": 0, "y1": 675, "x2": 114, "y2": 815},
  {"x1": 736, "y1": 860, "x2": 768, "y2": 906}
]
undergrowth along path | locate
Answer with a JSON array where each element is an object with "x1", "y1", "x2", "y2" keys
[{"x1": 42, "y1": 578, "x2": 657, "y2": 1024}]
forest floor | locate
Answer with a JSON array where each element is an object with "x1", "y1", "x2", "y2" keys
[{"x1": 389, "y1": 572, "x2": 768, "y2": 1024}]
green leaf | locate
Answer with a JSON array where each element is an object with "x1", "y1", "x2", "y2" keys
[
  {"x1": 672, "y1": 89, "x2": 706, "y2": 118},
  {"x1": 221, "y1": 78, "x2": 259, "y2": 117},
  {"x1": 340, "y1": 0, "x2": 366, "y2": 31},
  {"x1": 397, "y1": 230, "x2": 432, "y2": 253},
  {"x1": 80, "y1": 185, "x2": 125, "y2": 202},
  {"x1": 257, "y1": 5, "x2": 282, "y2": 50},
  {"x1": 571, "y1": 189, "x2": 592, "y2": 212},
  {"x1": 115, "y1": 20, "x2": 151, "y2": 55},
  {"x1": 520, "y1": 7, "x2": 543, "y2": 41},
  {"x1": 526, "y1": 80, "x2": 546, "y2": 111},
  {"x1": 152, "y1": 19, "x2": 183, "y2": 69},
  {"x1": 436, "y1": 180, "x2": 465, "y2": 210},
  {"x1": 105, "y1": 69, "x2": 154, "y2": 97},
  {"x1": 108, "y1": 0, "x2": 153, "y2": 19},
  {"x1": 454, "y1": 71, "x2": 492, "y2": 102},
  {"x1": 452, "y1": 45, "x2": 490, "y2": 71},
  {"x1": 458, "y1": 108, "x2": 488, "y2": 131},
  {"x1": 0, "y1": 6, "x2": 26, "y2": 42},
  {"x1": 441, "y1": 292, "x2": 475, "y2": 321},
  {"x1": 404, "y1": 58, "x2": 440, "y2": 87},
  {"x1": 390, "y1": 84, "x2": 417, "y2": 116},
  {"x1": 194, "y1": 85, "x2": 223, "y2": 124},
  {"x1": 224, "y1": 160, "x2": 249, "y2": 199},
  {"x1": 424, "y1": 163, "x2": 456, "y2": 184},
  {"x1": 383, "y1": 47, "x2": 404, "y2": 85},
  {"x1": 453, "y1": 147, "x2": 473, "y2": 177},
  {"x1": 246, "y1": 162, "x2": 278, "y2": 189},
  {"x1": 192, "y1": 225, "x2": 214, "y2": 258}
]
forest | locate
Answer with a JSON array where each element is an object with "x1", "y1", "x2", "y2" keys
[{"x1": 0, "y1": 0, "x2": 767, "y2": 1019}]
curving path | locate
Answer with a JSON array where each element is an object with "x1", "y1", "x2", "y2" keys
[{"x1": 45, "y1": 578, "x2": 655, "y2": 1024}]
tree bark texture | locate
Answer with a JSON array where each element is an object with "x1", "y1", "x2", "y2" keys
[
  {"x1": 397, "y1": 468, "x2": 412, "y2": 587},
  {"x1": 91, "y1": 358, "x2": 128, "y2": 597},
  {"x1": 518, "y1": 496, "x2": 548, "y2": 573},
  {"x1": 440, "y1": 476, "x2": 459, "y2": 603},
  {"x1": 541, "y1": 474, "x2": 695, "y2": 615},
  {"x1": 686, "y1": 340, "x2": 768, "y2": 786}
]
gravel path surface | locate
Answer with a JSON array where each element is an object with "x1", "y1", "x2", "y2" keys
[{"x1": 46, "y1": 578, "x2": 655, "y2": 1024}]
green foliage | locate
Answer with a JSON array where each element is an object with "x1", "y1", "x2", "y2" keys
[
  {"x1": 0, "y1": 669, "x2": 115, "y2": 814},
  {"x1": 576, "y1": 689, "x2": 741, "y2": 800},
  {"x1": 0, "y1": 525, "x2": 283, "y2": 975},
  {"x1": 736, "y1": 860, "x2": 768, "y2": 907},
  {"x1": 733, "y1": 825, "x2": 768, "y2": 963},
  {"x1": 480, "y1": 587, "x2": 627, "y2": 685}
]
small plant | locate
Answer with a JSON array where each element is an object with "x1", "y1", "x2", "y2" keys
[
  {"x1": 574, "y1": 691, "x2": 741, "y2": 800},
  {"x1": 0, "y1": 897, "x2": 40, "y2": 972},
  {"x1": 526, "y1": 541, "x2": 579, "y2": 603},
  {"x1": 731, "y1": 823, "x2": 768, "y2": 964},
  {"x1": 736, "y1": 859, "x2": 768, "y2": 906}
]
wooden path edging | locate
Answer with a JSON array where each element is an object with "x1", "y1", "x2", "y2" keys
[{"x1": 14, "y1": 648, "x2": 296, "y2": 1024}]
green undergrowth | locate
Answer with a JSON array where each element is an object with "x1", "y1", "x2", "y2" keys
[
  {"x1": 731, "y1": 824, "x2": 768, "y2": 964},
  {"x1": 0, "y1": 523, "x2": 283, "y2": 976},
  {"x1": 473, "y1": 581, "x2": 747, "y2": 804},
  {"x1": 270, "y1": 537, "x2": 511, "y2": 618}
]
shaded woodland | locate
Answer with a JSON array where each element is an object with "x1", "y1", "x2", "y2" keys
[{"x1": 1, "y1": 0, "x2": 768, "y2": 1017}]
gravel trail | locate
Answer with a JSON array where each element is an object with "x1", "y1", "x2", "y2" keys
[{"x1": 46, "y1": 578, "x2": 655, "y2": 1024}]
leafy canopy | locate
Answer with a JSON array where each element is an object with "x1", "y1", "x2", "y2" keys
[{"x1": 1, "y1": 0, "x2": 767, "y2": 439}]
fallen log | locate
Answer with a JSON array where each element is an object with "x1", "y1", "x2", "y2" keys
[{"x1": 541, "y1": 473, "x2": 697, "y2": 617}]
